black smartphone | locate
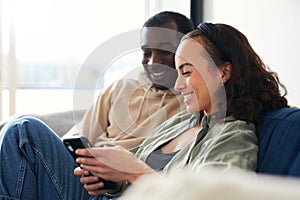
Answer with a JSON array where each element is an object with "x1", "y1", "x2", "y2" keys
[
  {"x1": 63, "y1": 136, "x2": 92, "y2": 160},
  {"x1": 63, "y1": 136, "x2": 118, "y2": 190}
]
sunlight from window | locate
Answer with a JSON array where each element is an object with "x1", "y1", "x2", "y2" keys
[
  {"x1": 0, "y1": 0, "x2": 191, "y2": 121},
  {"x1": 0, "y1": 0, "x2": 146, "y2": 119}
]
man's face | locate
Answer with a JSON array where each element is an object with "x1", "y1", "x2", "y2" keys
[{"x1": 141, "y1": 24, "x2": 180, "y2": 90}]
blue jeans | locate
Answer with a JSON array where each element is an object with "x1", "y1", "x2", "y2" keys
[{"x1": 0, "y1": 116, "x2": 104, "y2": 200}]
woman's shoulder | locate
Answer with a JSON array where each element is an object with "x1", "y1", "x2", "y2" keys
[{"x1": 211, "y1": 116, "x2": 256, "y2": 137}]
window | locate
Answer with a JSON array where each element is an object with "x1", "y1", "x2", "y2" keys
[
  {"x1": 0, "y1": 0, "x2": 147, "y2": 119},
  {"x1": 0, "y1": 0, "x2": 191, "y2": 121}
]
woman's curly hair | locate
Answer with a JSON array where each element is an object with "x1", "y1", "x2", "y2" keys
[{"x1": 186, "y1": 23, "x2": 288, "y2": 128}]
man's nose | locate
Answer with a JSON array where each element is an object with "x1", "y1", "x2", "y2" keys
[{"x1": 148, "y1": 51, "x2": 162, "y2": 65}]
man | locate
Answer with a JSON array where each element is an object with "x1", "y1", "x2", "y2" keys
[
  {"x1": 0, "y1": 11, "x2": 194, "y2": 200},
  {"x1": 63, "y1": 11, "x2": 195, "y2": 149}
]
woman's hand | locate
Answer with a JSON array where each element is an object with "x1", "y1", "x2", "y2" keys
[
  {"x1": 75, "y1": 145, "x2": 155, "y2": 184},
  {"x1": 74, "y1": 167, "x2": 113, "y2": 196}
]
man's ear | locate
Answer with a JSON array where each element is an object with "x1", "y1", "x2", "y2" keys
[{"x1": 219, "y1": 62, "x2": 232, "y2": 83}]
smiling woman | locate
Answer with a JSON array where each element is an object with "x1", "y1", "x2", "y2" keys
[
  {"x1": 1, "y1": 19, "x2": 288, "y2": 200},
  {"x1": 0, "y1": 10, "x2": 195, "y2": 200}
]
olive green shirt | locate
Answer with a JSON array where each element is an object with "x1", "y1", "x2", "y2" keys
[{"x1": 132, "y1": 110, "x2": 258, "y2": 175}]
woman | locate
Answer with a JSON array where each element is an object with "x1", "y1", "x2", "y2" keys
[{"x1": 74, "y1": 23, "x2": 288, "y2": 198}]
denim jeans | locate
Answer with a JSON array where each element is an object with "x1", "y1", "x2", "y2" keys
[{"x1": 0, "y1": 116, "x2": 100, "y2": 200}]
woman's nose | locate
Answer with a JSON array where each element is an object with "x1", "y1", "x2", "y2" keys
[{"x1": 174, "y1": 74, "x2": 185, "y2": 92}]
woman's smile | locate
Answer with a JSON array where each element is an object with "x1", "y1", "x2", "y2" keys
[{"x1": 183, "y1": 91, "x2": 195, "y2": 104}]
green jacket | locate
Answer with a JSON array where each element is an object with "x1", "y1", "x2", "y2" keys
[{"x1": 132, "y1": 110, "x2": 258, "y2": 175}]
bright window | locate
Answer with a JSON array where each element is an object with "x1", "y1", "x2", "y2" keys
[
  {"x1": 0, "y1": 0, "x2": 147, "y2": 119},
  {"x1": 0, "y1": 0, "x2": 191, "y2": 121}
]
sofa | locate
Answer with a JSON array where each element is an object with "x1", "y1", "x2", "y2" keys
[
  {"x1": 256, "y1": 107, "x2": 300, "y2": 177},
  {"x1": 0, "y1": 109, "x2": 86, "y2": 137},
  {"x1": 1, "y1": 107, "x2": 299, "y2": 178}
]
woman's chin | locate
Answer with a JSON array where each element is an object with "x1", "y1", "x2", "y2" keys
[{"x1": 185, "y1": 105, "x2": 199, "y2": 113}]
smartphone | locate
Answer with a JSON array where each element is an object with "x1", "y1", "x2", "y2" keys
[
  {"x1": 63, "y1": 136, "x2": 92, "y2": 160},
  {"x1": 63, "y1": 136, "x2": 118, "y2": 190}
]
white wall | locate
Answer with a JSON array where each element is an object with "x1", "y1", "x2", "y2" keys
[
  {"x1": 146, "y1": 0, "x2": 190, "y2": 19},
  {"x1": 203, "y1": 0, "x2": 300, "y2": 106}
]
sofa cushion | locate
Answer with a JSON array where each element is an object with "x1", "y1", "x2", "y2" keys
[
  {"x1": 257, "y1": 107, "x2": 300, "y2": 177},
  {"x1": 34, "y1": 109, "x2": 86, "y2": 137},
  {"x1": 0, "y1": 109, "x2": 86, "y2": 137}
]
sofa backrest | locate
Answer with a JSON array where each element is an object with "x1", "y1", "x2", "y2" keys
[{"x1": 256, "y1": 107, "x2": 300, "y2": 177}]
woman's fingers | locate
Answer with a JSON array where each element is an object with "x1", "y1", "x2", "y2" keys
[
  {"x1": 75, "y1": 146, "x2": 156, "y2": 183},
  {"x1": 78, "y1": 146, "x2": 152, "y2": 174},
  {"x1": 73, "y1": 166, "x2": 90, "y2": 176},
  {"x1": 83, "y1": 181, "x2": 112, "y2": 196},
  {"x1": 80, "y1": 175, "x2": 100, "y2": 185},
  {"x1": 75, "y1": 148, "x2": 93, "y2": 157},
  {"x1": 76, "y1": 156, "x2": 104, "y2": 166}
]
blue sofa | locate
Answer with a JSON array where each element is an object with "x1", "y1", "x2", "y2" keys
[{"x1": 256, "y1": 107, "x2": 300, "y2": 177}]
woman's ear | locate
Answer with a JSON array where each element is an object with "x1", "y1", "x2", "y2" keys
[{"x1": 219, "y1": 62, "x2": 232, "y2": 83}]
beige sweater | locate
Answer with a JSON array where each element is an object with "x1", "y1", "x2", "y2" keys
[{"x1": 63, "y1": 71, "x2": 184, "y2": 149}]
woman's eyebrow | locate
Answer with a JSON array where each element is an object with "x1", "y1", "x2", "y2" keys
[{"x1": 178, "y1": 63, "x2": 193, "y2": 69}]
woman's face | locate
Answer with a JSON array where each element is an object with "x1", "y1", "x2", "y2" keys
[{"x1": 174, "y1": 37, "x2": 222, "y2": 114}]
